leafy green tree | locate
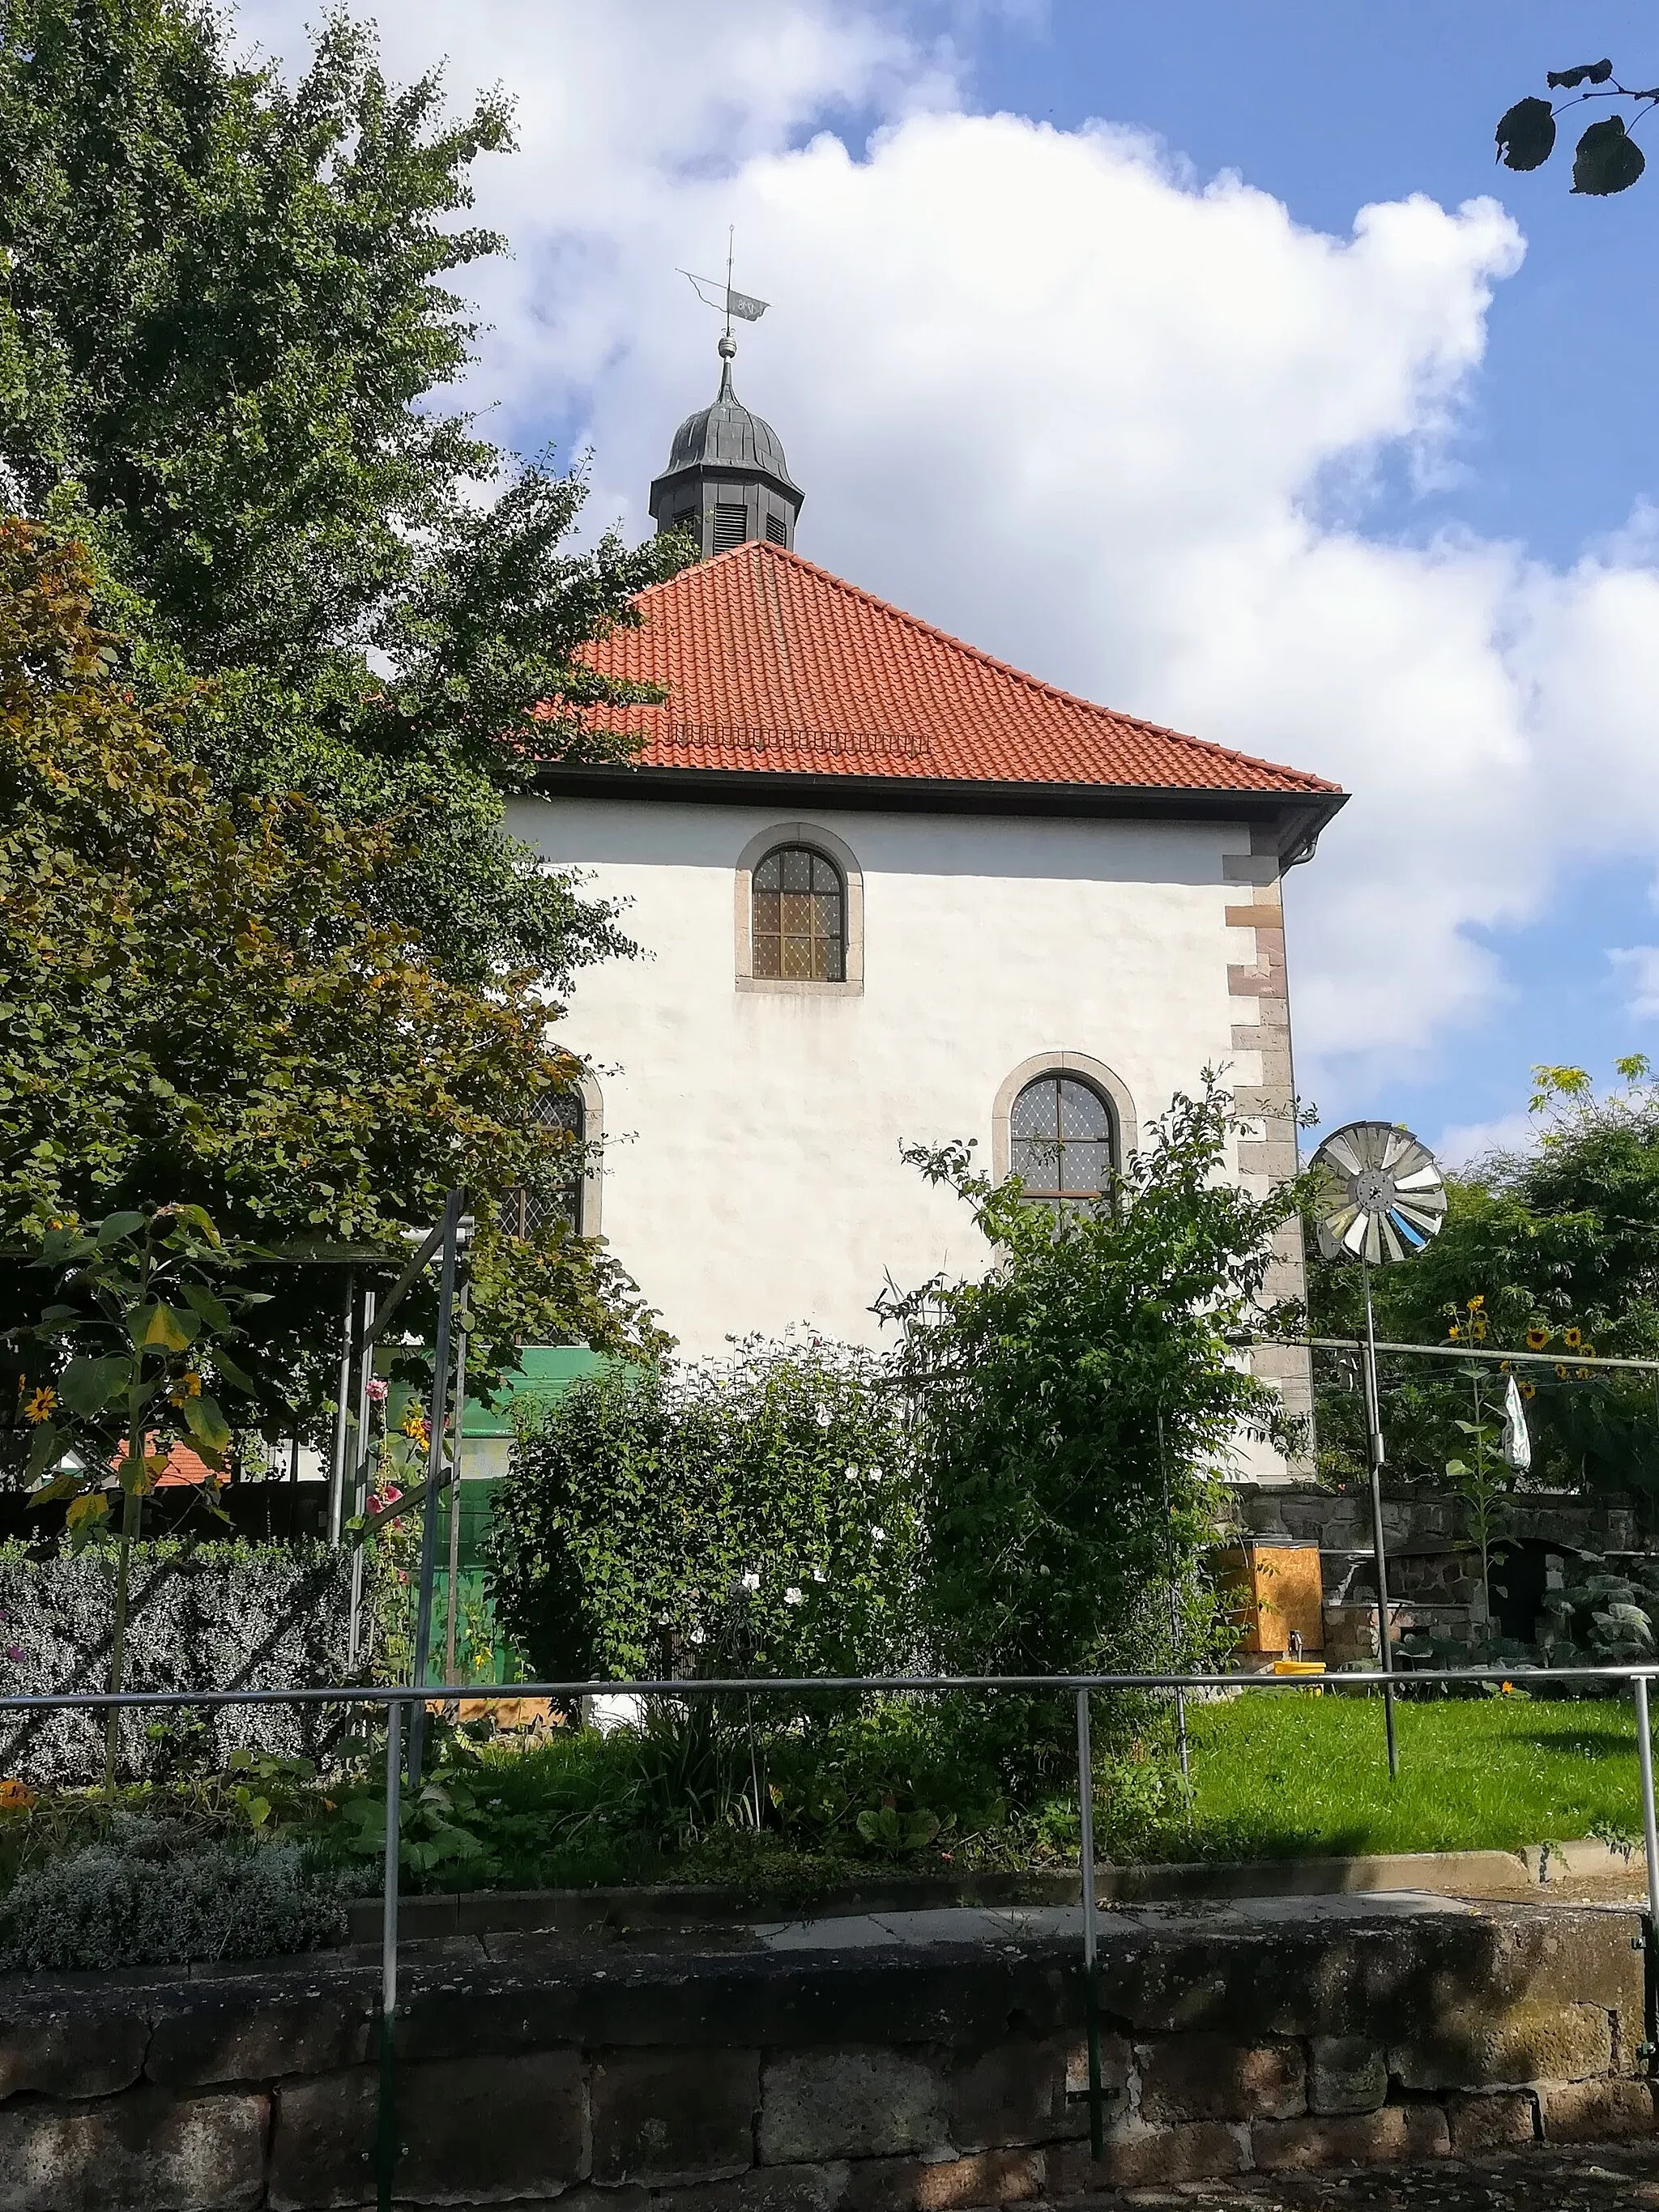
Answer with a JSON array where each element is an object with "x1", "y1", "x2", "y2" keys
[
  {"x1": 880, "y1": 1079, "x2": 1303, "y2": 1783},
  {"x1": 1495, "y1": 59, "x2": 1659, "y2": 196},
  {"x1": 0, "y1": 0, "x2": 685, "y2": 990},
  {"x1": 0, "y1": 521, "x2": 659, "y2": 1462}
]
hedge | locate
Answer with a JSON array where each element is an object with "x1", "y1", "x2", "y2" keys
[{"x1": 0, "y1": 1539, "x2": 352, "y2": 1785}]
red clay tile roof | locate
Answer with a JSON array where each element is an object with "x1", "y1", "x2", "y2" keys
[{"x1": 573, "y1": 541, "x2": 1338, "y2": 797}]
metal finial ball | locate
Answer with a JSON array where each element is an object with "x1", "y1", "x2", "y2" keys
[{"x1": 718, "y1": 333, "x2": 737, "y2": 359}]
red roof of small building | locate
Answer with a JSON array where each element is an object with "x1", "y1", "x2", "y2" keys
[{"x1": 572, "y1": 540, "x2": 1338, "y2": 798}]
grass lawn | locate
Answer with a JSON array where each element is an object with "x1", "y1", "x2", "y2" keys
[{"x1": 1161, "y1": 1689, "x2": 1645, "y2": 1862}]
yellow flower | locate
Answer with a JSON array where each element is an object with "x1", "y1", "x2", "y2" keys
[
  {"x1": 1447, "y1": 1323, "x2": 1461, "y2": 1341},
  {"x1": 1563, "y1": 1328, "x2": 1582, "y2": 1350},
  {"x1": 1467, "y1": 1295, "x2": 1485, "y2": 1311},
  {"x1": 1555, "y1": 1365, "x2": 1567, "y2": 1380},
  {"x1": 1520, "y1": 1381, "x2": 1537, "y2": 1400},
  {"x1": 180, "y1": 1371, "x2": 201, "y2": 1397},
  {"x1": 1499, "y1": 1360, "x2": 1512, "y2": 1375},
  {"x1": 1576, "y1": 1366, "x2": 1592, "y2": 1382},
  {"x1": 1525, "y1": 1328, "x2": 1550, "y2": 1352},
  {"x1": 23, "y1": 1385, "x2": 56, "y2": 1424},
  {"x1": 1470, "y1": 1321, "x2": 1488, "y2": 1341}
]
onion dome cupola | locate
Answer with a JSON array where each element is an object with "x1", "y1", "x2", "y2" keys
[{"x1": 650, "y1": 334, "x2": 803, "y2": 557}]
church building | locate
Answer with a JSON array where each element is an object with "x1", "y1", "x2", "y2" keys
[{"x1": 513, "y1": 337, "x2": 1345, "y2": 1476}]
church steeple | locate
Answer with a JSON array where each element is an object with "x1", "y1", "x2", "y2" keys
[{"x1": 650, "y1": 332, "x2": 803, "y2": 558}]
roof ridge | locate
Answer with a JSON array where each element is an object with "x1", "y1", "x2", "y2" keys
[{"x1": 626, "y1": 541, "x2": 1337, "y2": 795}]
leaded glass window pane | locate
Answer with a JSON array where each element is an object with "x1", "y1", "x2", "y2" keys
[
  {"x1": 508, "y1": 1085, "x2": 585, "y2": 1239},
  {"x1": 752, "y1": 845, "x2": 845, "y2": 982},
  {"x1": 1009, "y1": 1074, "x2": 1115, "y2": 1217}
]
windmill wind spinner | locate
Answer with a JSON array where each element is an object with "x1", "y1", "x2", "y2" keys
[
  {"x1": 1311, "y1": 1122, "x2": 1448, "y2": 1264},
  {"x1": 1308, "y1": 1120, "x2": 1448, "y2": 1778}
]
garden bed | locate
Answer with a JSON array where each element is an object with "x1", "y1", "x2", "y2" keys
[{"x1": 2, "y1": 1686, "x2": 1651, "y2": 1972}]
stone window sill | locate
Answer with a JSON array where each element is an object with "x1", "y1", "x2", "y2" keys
[{"x1": 736, "y1": 976, "x2": 864, "y2": 998}]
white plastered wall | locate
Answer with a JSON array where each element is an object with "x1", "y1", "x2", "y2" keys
[{"x1": 510, "y1": 794, "x2": 1293, "y2": 1479}]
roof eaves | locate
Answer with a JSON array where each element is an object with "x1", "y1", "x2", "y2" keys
[{"x1": 534, "y1": 759, "x2": 1350, "y2": 850}]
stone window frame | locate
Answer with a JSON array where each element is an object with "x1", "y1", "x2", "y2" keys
[
  {"x1": 990, "y1": 1051, "x2": 1138, "y2": 1187},
  {"x1": 734, "y1": 822, "x2": 864, "y2": 996}
]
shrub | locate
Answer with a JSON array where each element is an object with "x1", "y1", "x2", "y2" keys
[
  {"x1": 881, "y1": 1079, "x2": 1303, "y2": 1785},
  {"x1": 487, "y1": 1336, "x2": 916, "y2": 1684},
  {"x1": 0, "y1": 1818, "x2": 348, "y2": 1971}
]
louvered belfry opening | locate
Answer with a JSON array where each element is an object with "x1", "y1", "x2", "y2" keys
[{"x1": 712, "y1": 503, "x2": 747, "y2": 553}]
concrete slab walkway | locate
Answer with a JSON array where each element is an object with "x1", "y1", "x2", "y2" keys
[{"x1": 749, "y1": 1889, "x2": 1480, "y2": 1953}]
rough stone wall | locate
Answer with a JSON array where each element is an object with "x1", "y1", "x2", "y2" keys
[
  {"x1": 1228, "y1": 1483, "x2": 1651, "y2": 1660},
  {"x1": 1233, "y1": 1485, "x2": 1642, "y2": 1558},
  {"x1": 1227, "y1": 825, "x2": 1315, "y2": 1473},
  {"x1": 0, "y1": 1904, "x2": 1652, "y2": 2208}
]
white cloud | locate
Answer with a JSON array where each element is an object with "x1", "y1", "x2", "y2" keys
[
  {"x1": 1609, "y1": 945, "x2": 1659, "y2": 1021},
  {"x1": 230, "y1": 3, "x2": 1659, "y2": 1110},
  {"x1": 1434, "y1": 1110, "x2": 1536, "y2": 1173}
]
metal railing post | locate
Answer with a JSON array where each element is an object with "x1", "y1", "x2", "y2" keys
[
  {"x1": 376, "y1": 1697, "x2": 403, "y2": 2212},
  {"x1": 1636, "y1": 1673, "x2": 1659, "y2": 1929},
  {"x1": 1075, "y1": 1687, "x2": 1103, "y2": 2159}
]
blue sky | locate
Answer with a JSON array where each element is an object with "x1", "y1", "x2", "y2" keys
[
  {"x1": 945, "y1": 2, "x2": 1659, "y2": 1155},
  {"x1": 968, "y1": 2, "x2": 1659, "y2": 565},
  {"x1": 245, "y1": 0, "x2": 1659, "y2": 1163}
]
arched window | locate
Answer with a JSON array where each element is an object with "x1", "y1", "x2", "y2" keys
[
  {"x1": 752, "y1": 845, "x2": 846, "y2": 982},
  {"x1": 508, "y1": 1085, "x2": 589, "y2": 1239},
  {"x1": 1009, "y1": 1072, "x2": 1116, "y2": 1218}
]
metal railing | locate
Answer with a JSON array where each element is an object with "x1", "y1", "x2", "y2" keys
[{"x1": 3, "y1": 1660, "x2": 1658, "y2": 2200}]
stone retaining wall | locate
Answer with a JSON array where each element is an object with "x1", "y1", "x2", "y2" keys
[{"x1": 0, "y1": 1903, "x2": 1653, "y2": 2208}]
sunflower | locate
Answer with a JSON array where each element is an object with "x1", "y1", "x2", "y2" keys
[
  {"x1": 1467, "y1": 1295, "x2": 1485, "y2": 1311},
  {"x1": 1447, "y1": 1323, "x2": 1462, "y2": 1341},
  {"x1": 1525, "y1": 1328, "x2": 1550, "y2": 1352},
  {"x1": 1563, "y1": 1328, "x2": 1583, "y2": 1350},
  {"x1": 1520, "y1": 1381, "x2": 1537, "y2": 1400}
]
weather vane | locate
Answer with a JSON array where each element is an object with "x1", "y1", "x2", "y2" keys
[{"x1": 678, "y1": 227, "x2": 770, "y2": 363}]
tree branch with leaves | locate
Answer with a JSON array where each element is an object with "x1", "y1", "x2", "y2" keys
[{"x1": 1496, "y1": 58, "x2": 1659, "y2": 195}]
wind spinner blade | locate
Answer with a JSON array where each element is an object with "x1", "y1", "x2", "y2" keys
[{"x1": 1311, "y1": 1120, "x2": 1447, "y2": 1268}]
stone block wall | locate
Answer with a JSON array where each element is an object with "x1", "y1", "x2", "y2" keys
[{"x1": 0, "y1": 1903, "x2": 1652, "y2": 2208}]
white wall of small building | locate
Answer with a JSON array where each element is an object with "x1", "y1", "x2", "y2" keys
[{"x1": 510, "y1": 793, "x2": 1289, "y2": 1480}]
